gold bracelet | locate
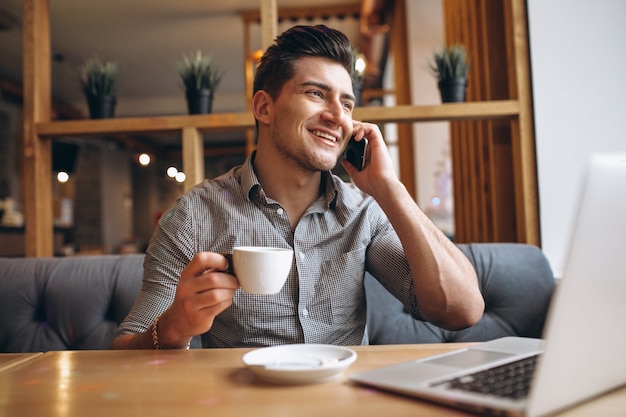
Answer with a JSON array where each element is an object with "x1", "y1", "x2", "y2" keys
[
  {"x1": 151, "y1": 317, "x2": 191, "y2": 350},
  {"x1": 151, "y1": 317, "x2": 160, "y2": 350}
]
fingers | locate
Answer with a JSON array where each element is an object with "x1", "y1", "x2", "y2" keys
[
  {"x1": 184, "y1": 252, "x2": 232, "y2": 278},
  {"x1": 180, "y1": 253, "x2": 240, "y2": 297},
  {"x1": 351, "y1": 121, "x2": 382, "y2": 143},
  {"x1": 167, "y1": 252, "x2": 240, "y2": 335}
]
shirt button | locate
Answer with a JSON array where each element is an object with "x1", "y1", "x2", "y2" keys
[
  {"x1": 302, "y1": 308, "x2": 309, "y2": 317},
  {"x1": 299, "y1": 252, "x2": 305, "y2": 260},
  {"x1": 277, "y1": 208, "x2": 284, "y2": 215}
]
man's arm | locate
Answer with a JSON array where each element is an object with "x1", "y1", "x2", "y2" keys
[
  {"x1": 344, "y1": 122, "x2": 484, "y2": 330},
  {"x1": 109, "y1": 330, "x2": 156, "y2": 349},
  {"x1": 110, "y1": 252, "x2": 239, "y2": 349}
]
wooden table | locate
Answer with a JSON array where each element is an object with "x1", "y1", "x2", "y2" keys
[
  {"x1": 1, "y1": 345, "x2": 624, "y2": 417},
  {"x1": 0, "y1": 352, "x2": 42, "y2": 372}
]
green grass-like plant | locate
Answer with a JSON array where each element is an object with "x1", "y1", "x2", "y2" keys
[
  {"x1": 175, "y1": 51, "x2": 224, "y2": 92},
  {"x1": 79, "y1": 56, "x2": 118, "y2": 96},
  {"x1": 430, "y1": 44, "x2": 470, "y2": 81}
]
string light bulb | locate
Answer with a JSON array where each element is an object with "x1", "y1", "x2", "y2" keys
[
  {"x1": 57, "y1": 171, "x2": 70, "y2": 183},
  {"x1": 166, "y1": 166, "x2": 178, "y2": 178},
  {"x1": 138, "y1": 153, "x2": 151, "y2": 166}
]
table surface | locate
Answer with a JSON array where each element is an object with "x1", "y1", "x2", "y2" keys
[
  {"x1": 0, "y1": 352, "x2": 42, "y2": 372},
  {"x1": 1, "y1": 344, "x2": 624, "y2": 417}
]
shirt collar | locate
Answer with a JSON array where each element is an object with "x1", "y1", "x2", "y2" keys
[
  {"x1": 240, "y1": 151, "x2": 261, "y2": 200},
  {"x1": 240, "y1": 151, "x2": 338, "y2": 208}
]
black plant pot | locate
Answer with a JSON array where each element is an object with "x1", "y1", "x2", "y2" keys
[
  {"x1": 87, "y1": 94, "x2": 116, "y2": 119},
  {"x1": 438, "y1": 77, "x2": 468, "y2": 103},
  {"x1": 186, "y1": 89, "x2": 214, "y2": 115}
]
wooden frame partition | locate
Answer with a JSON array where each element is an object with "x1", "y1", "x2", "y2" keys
[
  {"x1": 444, "y1": 0, "x2": 538, "y2": 244},
  {"x1": 21, "y1": 0, "x2": 539, "y2": 257}
]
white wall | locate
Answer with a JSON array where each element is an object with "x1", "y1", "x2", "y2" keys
[{"x1": 527, "y1": 0, "x2": 626, "y2": 277}]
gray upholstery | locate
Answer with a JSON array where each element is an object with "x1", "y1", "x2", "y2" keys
[
  {"x1": 0, "y1": 243, "x2": 554, "y2": 353},
  {"x1": 366, "y1": 243, "x2": 555, "y2": 343},
  {"x1": 0, "y1": 255, "x2": 145, "y2": 352}
]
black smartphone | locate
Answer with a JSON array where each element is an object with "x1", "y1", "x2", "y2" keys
[{"x1": 344, "y1": 136, "x2": 368, "y2": 171}]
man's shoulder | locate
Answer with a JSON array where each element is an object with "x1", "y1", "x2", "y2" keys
[{"x1": 185, "y1": 165, "x2": 243, "y2": 199}]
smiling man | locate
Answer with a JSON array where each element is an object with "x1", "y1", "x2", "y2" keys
[{"x1": 110, "y1": 25, "x2": 484, "y2": 350}]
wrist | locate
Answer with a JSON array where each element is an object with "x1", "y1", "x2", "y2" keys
[
  {"x1": 151, "y1": 316, "x2": 191, "y2": 350},
  {"x1": 370, "y1": 178, "x2": 408, "y2": 204}
]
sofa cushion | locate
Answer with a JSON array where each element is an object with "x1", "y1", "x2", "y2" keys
[
  {"x1": 0, "y1": 255, "x2": 144, "y2": 352},
  {"x1": 366, "y1": 243, "x2": 554, "y2": 344}
]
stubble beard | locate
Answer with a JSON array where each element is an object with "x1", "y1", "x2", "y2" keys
[{"x1": 275, "y1": 133, "x2": 340, "y2": 173}]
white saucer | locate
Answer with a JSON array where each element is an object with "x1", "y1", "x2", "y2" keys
[{"x1": 242, "y1": 344, "x2": 358, "y2": 384}]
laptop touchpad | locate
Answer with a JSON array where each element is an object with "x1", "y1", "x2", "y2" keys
[{"x1": 429, "y1": 349, "x2": 514, "y2": 368}]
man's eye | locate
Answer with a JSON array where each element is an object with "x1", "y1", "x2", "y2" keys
[{"x1": 342, "y1": 101, "x2": 354, "y2": 111}]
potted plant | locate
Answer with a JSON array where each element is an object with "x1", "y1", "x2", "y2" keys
[
  {"x1": 430, "y1": 44, "x2": 470, "y2": 103},
  {"x1": 79, "y1": 56, "x2": 118, "y2": 119},
  {"x1": 175, "y1": 51, "x2": 224, "y2": 114}
]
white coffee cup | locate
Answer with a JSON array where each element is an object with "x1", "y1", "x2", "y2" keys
[{"x1": 231, "y1": 246, "x2": 294, "y2": 294}]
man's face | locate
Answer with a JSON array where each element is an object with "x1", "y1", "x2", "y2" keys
[{"x1": 267, "y1": 56, "x2": 355, "y2": 172}]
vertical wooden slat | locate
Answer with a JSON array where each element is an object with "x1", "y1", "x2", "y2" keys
[
  {"x1": 477, "y1": 0, "x2": 495, "y2": 241},
  {"x1": 467, "y1": 0, "x2": 490, "y2": 241},
  {"x1": 391, "y1": 0, "x2": 416, "y2": 199},
  {"x1": 243, "y1": 0, "x2": 278, "y2": 158},
  {"x1": 182, "y1": 127, "x2": 205, "y2": 192},
  {"x1": 243, "y1": 16, "x2": 256, "y2": 156},
  {"x1": 509, "y1": 0, "x2": 540, "y2": 245},
  {"x1": 449, "y1": 130, "x2": 460, "y2": 241},
  {"x1": 22, "y1": 0, "x2": 53, "y2": 257},
  {"x1": 259, "y1": 0, "x2": 277, "y2": 50}
]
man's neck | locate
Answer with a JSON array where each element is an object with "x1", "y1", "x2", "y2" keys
[{"x1": 253, "y1": 150, "x2": 324, "y2": 230}]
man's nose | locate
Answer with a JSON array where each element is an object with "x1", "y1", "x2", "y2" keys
[{"x1": 321, "y1": 98, "x2": 349, "y2": 125}]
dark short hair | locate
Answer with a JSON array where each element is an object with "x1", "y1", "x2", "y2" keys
[{"x1": 253, "y1": 25, "x2": 354, "y2": 99}]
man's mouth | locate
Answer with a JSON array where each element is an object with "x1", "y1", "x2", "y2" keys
[{"x1": 310, "y1": 130, "x2": 338, "y2": 143}]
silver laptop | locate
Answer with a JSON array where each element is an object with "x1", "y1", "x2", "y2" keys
[{"x1": 351, "y1": 153, "x2": 626, "y2": 416}]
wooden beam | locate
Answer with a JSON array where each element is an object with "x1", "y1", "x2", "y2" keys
[
  {"x1": 509, "y1": 0, "x2": 540, "y2": 246},
  {"x1": 355, "y1": 101, "x2": 519, "y2": 123},
  {"x1": 259, "y1": 0, "x2": 278, "y2": 50},
  {"x1": 241, "y1": 3, "x2": 360, "y2": 24},
  {"x1": 37, "y1": 113, "x2": 256, "y2": 137},
  {"x1": 390, "y1": 0, "x2": 416, "y2": 199},
  {"x1": 182, "y1": 127, "x2": 205, "y2": 192},
  {"x1": 242, "y1": 10, "x2": 256, "y2": 157},
  {"x1": 35, "y1": 101, "x2": 519, "y2": 139},
  {"x1": 22, "y1": 0, "x2": 53, "y2": 257}
]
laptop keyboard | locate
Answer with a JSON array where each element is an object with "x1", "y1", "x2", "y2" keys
[{"x1": 432, "y1": 355, "x2": 538, "y2": 400}]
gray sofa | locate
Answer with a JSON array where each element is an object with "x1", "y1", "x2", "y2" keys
[{"x1": 0, "y1": 243, "x2": 554, "y2": 353}]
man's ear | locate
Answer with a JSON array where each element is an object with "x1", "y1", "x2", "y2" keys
[{"x1": 252, "y1": 90, "x2": 272, "y2": 125}]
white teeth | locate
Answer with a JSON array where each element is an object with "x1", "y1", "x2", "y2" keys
[{"x1": 311, "y1": 130, "x2": 337, "y2": 142}]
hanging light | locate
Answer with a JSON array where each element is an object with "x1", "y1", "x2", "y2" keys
[
  {"x1": 137, "y1": 153, "x2": 151, "y2": 166},
  {"x1": 175, "y1": 172, "x2": 186, "y2": 183},
  {"x1": 57, "y1": 171, "x2": 70, "y2": 183},
  {"x1": 354, "y1": 53, "x2": 367, "y2": 78},
  {"x1": 166, "y1": 166, "x2": 178, "y2": 178}
]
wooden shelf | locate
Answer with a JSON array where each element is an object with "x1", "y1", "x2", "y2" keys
[
  {"x1": 36, "y1": 100, "x2": 520, "y2": 138},
  {"x1": 36, "y1": 112, "x2": 256, "y2": 138},
  {"x1": 354, "y1": 100, "x2": 520, "y2": 124}
]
